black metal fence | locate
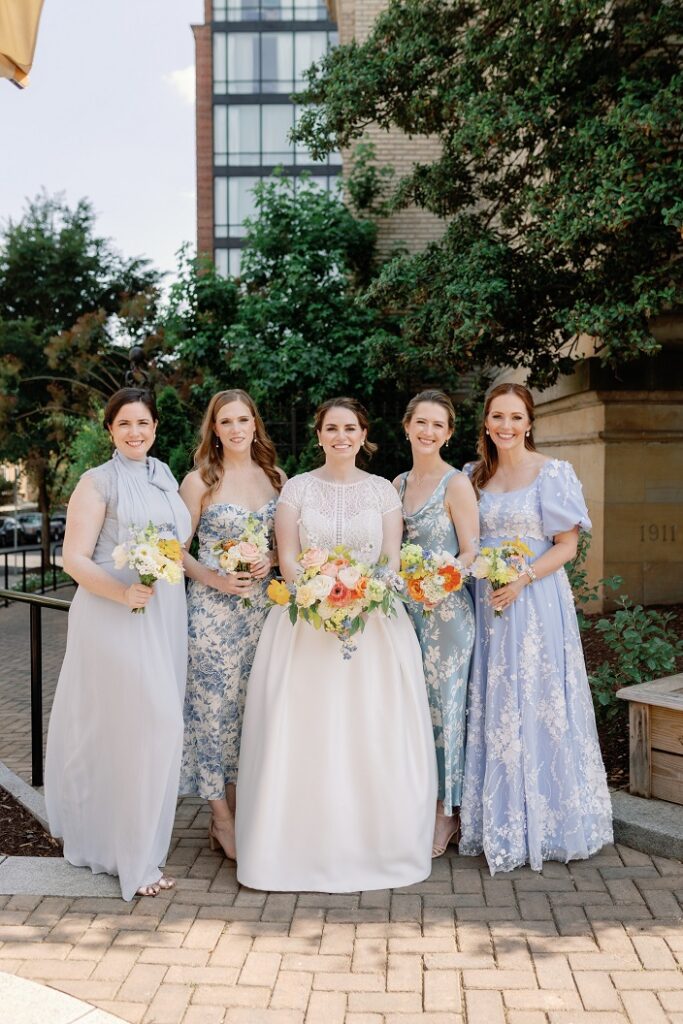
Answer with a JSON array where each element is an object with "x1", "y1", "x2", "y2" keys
[
  {"x1": 0, "y1": 588, "x2": 71, "y2": 787},
  {"x1": 0, "y1": 542, "x2": 65, "y2": 605}
]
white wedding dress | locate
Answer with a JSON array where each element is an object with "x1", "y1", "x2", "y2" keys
[{"x1": 235, "y1": 473, "x2": 437, "y2": 893}]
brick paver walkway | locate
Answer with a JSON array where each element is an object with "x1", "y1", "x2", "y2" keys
[
  {"x1": 1, "y1": 600, "x2": 683, "y2": 1023},
  {"x1": 1, "y1": 830, "x2": 683, "y2": 1024}
]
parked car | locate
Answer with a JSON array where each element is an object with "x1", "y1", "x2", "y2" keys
[
  {"x1": 0, "y1": 517, "x2": 19, "y2": 546},
  {"x1": 16, "y1": 512, "x2": 43, "y2": 544},
  {"x1": 50, "y1": 512, "x2": 67, "y2": 541}
]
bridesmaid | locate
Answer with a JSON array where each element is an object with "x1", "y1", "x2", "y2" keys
[
  {"x1": 460, "y1": 382, "x2": 613, "y2": 873},
  {"x1": 179, "y1": 389, "x2": 284, "y2": 860},
  {"x1": 45, "y1": 388, "x2": 191, "y2": 899},
  {"x1": 394, "y1": 389, "x2": 478, "y2": 857}
]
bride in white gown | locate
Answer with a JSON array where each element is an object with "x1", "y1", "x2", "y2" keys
[{"x1": 235, "y1": 398, "x2": 437, "y2": 892}]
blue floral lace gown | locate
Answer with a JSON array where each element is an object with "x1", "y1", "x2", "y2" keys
[
  {"x1": 460, "y1": 459, "x2": 613, "y2": 874},
  {"x1": 180, "y1": 500, "x2": 276, "y2": 799},
  {"x1": 399, "y1": 470, "x2": 475, "y2": 814}
]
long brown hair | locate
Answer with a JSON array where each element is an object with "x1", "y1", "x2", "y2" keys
[
  {"x1": 314, "y1": 397, "x2": 378, "y2": 460},
  {"x1": 470, "y1": 383, "x2": 537, "y2": 496},
  {"x1": 194, "y1": 389, "x2": 282, "y2": 498},
  {"x1": 402, "y1": 389, "x2": 455, "y2": 433}
]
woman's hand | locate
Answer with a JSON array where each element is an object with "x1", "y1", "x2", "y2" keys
[
  {"x1": 490, "y1": 575, "x2": 529, "y2": 613},
  {"x1": 248, "y1": 555, "x2": 271, "y2": 580},
  {"x1": 211, "y1": 570, "x2": 254, "y2": 596},
  {"x1": 124, "y1": 583, "x2": 154, "y2": 611}
]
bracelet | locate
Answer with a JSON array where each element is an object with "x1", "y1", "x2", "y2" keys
[{"x1": 522, "y1": 563, "x2": 537, "y2": 584}]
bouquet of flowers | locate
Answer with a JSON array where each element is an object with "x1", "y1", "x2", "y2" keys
[
  {"x1": 112, "y1": 522, "x2": 184, "y2": 614},
  {"x1": 470, "y1": 538, "x2": 535, "y2": 615},
  {"x1": 209, "y1": 514, "x2": 269, "y2": 607},
  {"x1": 267, "y1": 545, "x2": 404, "y2": 659},
  {"x1": 399, "y1": 542, "x2": 465, "y2": 613}
]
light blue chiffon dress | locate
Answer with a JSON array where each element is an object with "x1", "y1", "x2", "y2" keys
[
  {"x1": 460, "y1": 459, "x2": 613, "y2": 873},
  {"x1": 399, "y1": 470, "x2": 475, "y2": 814},
  {"x1": 180, "y1": 500, "x2": 276, "y2": 799}
]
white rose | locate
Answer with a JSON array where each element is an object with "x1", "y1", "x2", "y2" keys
[
  {"x1": 337, "y1": 565, "x2": 361, "y2": 589},
  {"x1": 295, "y1": 582, "x2": 318, "y2": 608},
  {"x1": 307, "y1": 574, "x2": 334, "y2": 599}
]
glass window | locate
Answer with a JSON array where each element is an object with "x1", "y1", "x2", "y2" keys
[
  {"x1": 229, "y1": 105, "x2": 261, "y2": 164},
  {"x1": 228, "y1": 249, "x2": 243, "y2": 277},
  {"x1": 261, "y1": 32, "x2": 294, "y2": 92},
  {"x1": 213, "y1": 0, "x2": 328, "y2": 20},
  {"x1": 214, "y1": 249, "x2": 230, "y2": 276},
  {"x1": 213, "y1": 33, "x2": 228, "y2": 93},
  {"x1": 227, "y1": 32, "x2": 260, "y2": 92},
  {"x1": 262, "y1": 104, "x2": 294, "y2": 163},
  {"x1": 214, "y1": 106, "x2": 228, "y2": 165},
  {"x1": 214, "y1": 177, "x2": 229, "y2": 237},
  {"x1": 294, "y1": 31, "x2": 327, "y2": 87},
  {"x1": 229, "y1": 176, "x2": 261, "y2": 235}
]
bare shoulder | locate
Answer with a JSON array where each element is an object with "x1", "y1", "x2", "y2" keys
[
  {"x1": 276, "y1": 466, "x2": 288, "y2": 486},
  {"x1": 180, "y1": 469, "x2": 205, "y2": 496},
  {"x1": 391, "y1": 472, "x2": 405, "y2": 490},
  {"x1": 446, "y1": 468, "x2": 476, "y2": 496}
]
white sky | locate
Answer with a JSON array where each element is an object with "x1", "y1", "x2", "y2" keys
[{"x1": 1, "y1": 1, "x2": 205, "y2": 280}]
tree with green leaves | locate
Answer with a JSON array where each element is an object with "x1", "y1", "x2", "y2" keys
[
  {"x1": 0, "y1": 193, "x2": 158, "y2": 549},
  {"x1": 294, "y1": 0, "x2": 683, "y2": 387},
  {"x1": 160, "y1": 176, "x2": 414, "y2": 475}
]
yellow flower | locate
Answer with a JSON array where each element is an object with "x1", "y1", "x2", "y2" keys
[
  {"x1": 512, "y1": 537, "x2": 535, "y2": 558},
  {"x1": 158, "y1": 538, "x2": 182, "y2": 562},
  {"x1": 267, "y1": 579, "x2": 291, "y2": 606}
]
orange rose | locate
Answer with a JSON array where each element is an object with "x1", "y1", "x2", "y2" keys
[
  {"x1": 407, "y1": 577, "x2": 425, "y2": 602},
  {"x1": 438, "y1": 566, "x2": 462, "y2": 593},
  {"x1": 351, "y1": 577, "x2": 368, "y2": 600}
]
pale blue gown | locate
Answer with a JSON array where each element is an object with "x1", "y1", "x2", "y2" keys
[
  {"x1": 399, "y1": 469, "x2": 475, "y2": 814},
  {"x1": 180, "y1": 500, "x2": 276, "y2": 799},
  {"x1": 460, "y1": 459, "x2": 613, "y2": 874}
]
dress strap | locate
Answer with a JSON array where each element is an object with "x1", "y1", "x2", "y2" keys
[{"x1": 397, "y1": 472, "x2": 409, "y2": 500}]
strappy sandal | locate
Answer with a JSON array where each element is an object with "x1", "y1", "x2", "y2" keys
[{"x1": 432, "y1": 811, "x2": 461, "y2": 858}]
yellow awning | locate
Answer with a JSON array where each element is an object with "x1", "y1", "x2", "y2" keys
[{"x1": 0, "y1": 0, "x2": 45, "y2": 89}]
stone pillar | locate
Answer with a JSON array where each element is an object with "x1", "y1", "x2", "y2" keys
[{"x1": 517, "y1": 334, "x2": 683, "y2": 609}]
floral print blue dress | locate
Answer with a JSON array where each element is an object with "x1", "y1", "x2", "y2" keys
[
  {"x1": 460, "y1": 459, "x2": 613, "y2": 874},
  {"x1": 180, "y1": 500, "x2": 276, "y2": 800},
  {"x1": 399, "y1": 469, "x2": 475, "y2": 814}
]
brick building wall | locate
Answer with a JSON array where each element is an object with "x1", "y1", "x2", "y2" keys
[
  {"x1": 328, "y1": 0, "x2": 445, "y2": 257},
  {"x1": 193, "y1": 0, "x2": 214, "y2": 258}
]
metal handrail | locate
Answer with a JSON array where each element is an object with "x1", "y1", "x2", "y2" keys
[
  {"x1": 0, "y1": 587, "x2": 72, "y2": 787},
  {"x1": 0, "y1": 542, "x2": 65, "y2": 601}
]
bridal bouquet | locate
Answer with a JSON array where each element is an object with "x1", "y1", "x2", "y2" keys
[
  {"x1": 470, "y1": 538, "x2": 535, "y2": 616},
  {"x1": 112, "y1": 522, "x2": 184, "y2": 614},
  {"x1": 400, "y1": 542, "x2": 465, "y2": 614},
  {"x1": 210, "y1": 514, "x2": 269, "y2": 607},
  {"x1": 267, "y1": 545, "x2": 403, "y2": 658}
]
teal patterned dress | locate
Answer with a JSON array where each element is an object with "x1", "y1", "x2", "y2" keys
[
  {"x1": 399, "y1": 470, "x2": 475, "y2": 814},
  {"x1": 180, "y1": 500, "x2": 276, "y2": 800}
]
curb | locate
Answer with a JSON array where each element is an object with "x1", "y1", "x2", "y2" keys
[{"x1": 611, "y1": 788, "x2": 683, "y2": 861}]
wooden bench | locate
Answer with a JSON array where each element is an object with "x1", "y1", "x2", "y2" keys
[{"x1": 617, "y1": 674, "x2": 683, "y2": 805}]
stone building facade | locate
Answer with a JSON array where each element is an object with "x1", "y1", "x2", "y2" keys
[{"x1": 327, "y1": 0, "x2": 445, "y2": 257}]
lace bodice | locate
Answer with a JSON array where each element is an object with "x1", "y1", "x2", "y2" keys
[
  {"x1": 466, "y1": 459, "x2": 591, "y2": 549},
  {"x1": 278, "y1": 472, "x2": 401, "y2": 563}
]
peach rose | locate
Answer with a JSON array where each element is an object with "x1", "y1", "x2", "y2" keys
[{"x1": 300, "y1": 547, "x2": 329, "y2": 570}]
